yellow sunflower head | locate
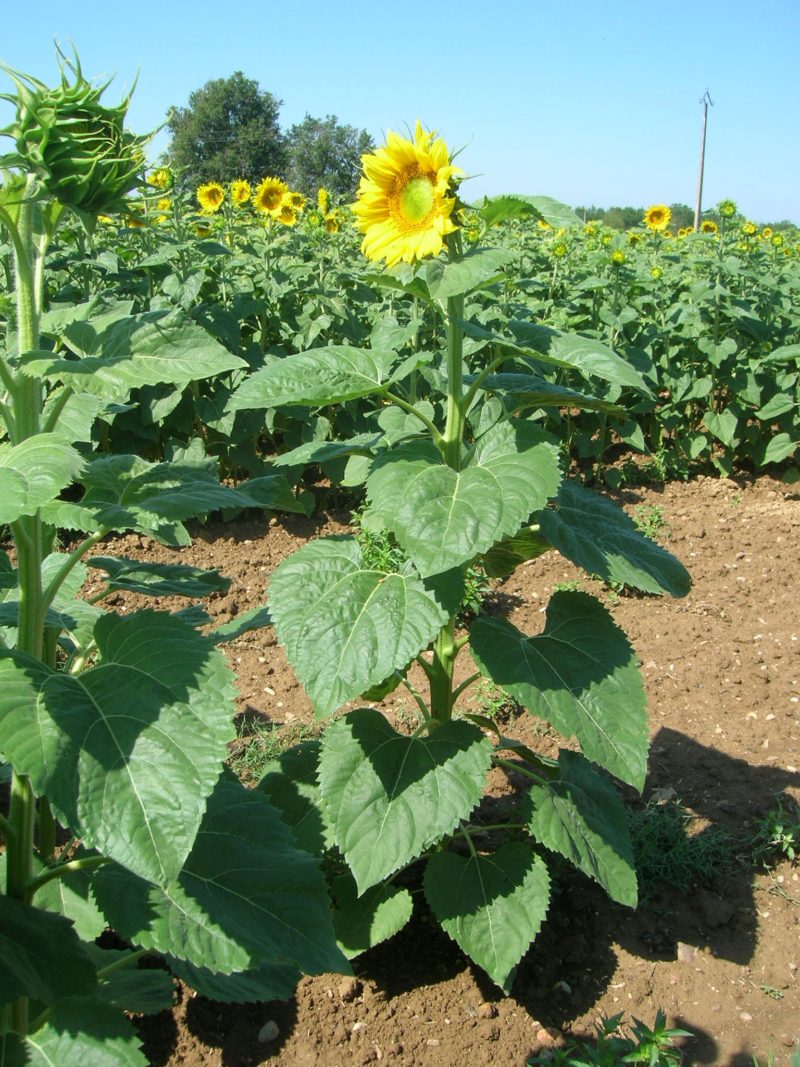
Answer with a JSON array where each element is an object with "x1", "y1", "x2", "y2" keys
[
  {"x1": 288, "y1": 190, "x2": 306, "y2": 211},
  {"x1": 644, "y1": 204, "x2": 671, "y2": 231},
  {"x1": 317, "y1": 187, "x2": 330, "y2": 213},
  {"x1": 230, "y1": 179, "x2": 251, "y2": 205},
  {"x1": 650, "y1": 266, "x2": 663, "y2": 280},
  {"x1": 147, "y1": 167, "x2": 172, "y2": 190},
  {"x1": 253, "y1": 176, "x2": 288, "y2": 214},
  {"x1": 156, "y1": 197, "x2": 171, "y2": 213},
  {"x1": 762, "y1": 226, "x2": 773, "y2": 239},
  {"x1": 742, "y1": 221, "x2": 757, "y2": 235},
  {"x1": 717, "y1": 198, "x2": 737, "y2": 218},
  {"x1": 611, "y1": 250, "x2": 626, "y2": 265},
  {"x1": 324, "y1": 210, "x2": 341, "y2": 234},
  {"x1": 275, "y1": 201, "x2": 298, "y2": 227},
  {"x1": 701, "y1": 220, "x2": 718, "y2": 234},
  {"x1": 352, "y1": 121, "x2": 462, "y2": 267},
  {"x1": 627, "y1": 231, "x2": 642, "y2": 245},
  {"x1": 772, "y1": 233, "x2": 784, "y2": 246},
  {"x1": 197, "y1": 182, "x2": 225, "y2": 213},
  {"x1": 537, "y1": 219, "x2": 552, "y2": 231}
]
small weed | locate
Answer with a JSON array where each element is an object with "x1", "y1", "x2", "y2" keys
[
  {"x1": 758, "y1": 983, "x2": 784, "y2": 1001},
  {"x1": 632, "y1": 504, "x2": 667, "y2": 542},
  {"x1": 554, "y1": 578, "x2": 582, "y2": 593},
  {"x1": 228, "y1": 717, "x2": 318, "y2": 785},
  {"x1": 472, "y1": 681, "x2": 522, "y2": 726},
  {"x1": 526, "y1": 1010, "x2": 690, "y2": 1066},
  {"x1": 752, "y1": 796, "x2": 800, "y2": 866},
  {"x1": 732, "y1": 491, "x2": 743, "y2": 507},
  {"x1": 629, "y1": 800, "x2": 737, "y2": 901}
]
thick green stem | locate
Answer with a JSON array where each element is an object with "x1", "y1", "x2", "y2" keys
[{"x1": 429, "y1": 618, "x2": 457, "y2": 722}]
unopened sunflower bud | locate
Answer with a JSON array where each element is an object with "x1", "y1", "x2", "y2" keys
[{"x1": 1, "y1": 48, "x2": 150, "y2": 217}]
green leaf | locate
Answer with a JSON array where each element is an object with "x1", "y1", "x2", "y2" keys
[
  {"x1": 332, "y1": 871, "x2": 413, "y2": 960},
  {"x1": 525, "y1": 750, "x2": 637, "y2": 906},
  {"x1": 0, "y1": 612, "x2": 236, "y2": 884},
  {"x1": 43, "y1": 389, "x2": 107, "y2": 445},
  {"x1": 93, "y1": 772, "x2": 348, "y2": 978},
  {"x1": 318, "y1": 708, "x2": 492, "y2": 892},
  {"x1": 269, "y1": 536, "x2": 449, "y2": 717},
  {"x1": 209, "y1": 605, "x2": 273, "y2": 646},
  {"x1": 23, "y1": 997, "x2": 146, "y2": 1067},
  {"x1": 0, "y1": 434, "x2": 84, "y2": 524},
  {"x1": 85, "y1": 947, "x2": 175, "y2": 1013},
  {"x1": 758, "y1": 433, "x2": 797, "y2": 466},
  {"x1": 469, "y1": 372, "x2": 624, "y2": 414},
  {"x1": 704, "y1": 408, "x2": 739, "y2": 447},
  {"x1": 424, "y1": 248, "x2": 515, "y2": 301},
  {"x1": 0, "y1": 895, "x2": 97, "y2": 1007},
  {"x1": 469, "y1": 592, "x2": 648, "y2": 789},
  {"x1": 166, "y1": 957, "x2": 300, "y2": 1004},
  {"x1": 538, "y1": 481, "x2": 691, "y2": 597},
  {"x1": 230, "y1": 346, "x2": 399, "y2": 410},
  {"x1": 424, "y1": 842, "x2": 550, "y2": 992},
  {"x1": 34, "y1": 853, "x2": 107, "y2": 941},
  {"x1": 257, "y1": 741, "x2": 331, "y2": 856},
  {"x1": 482, "y1": 528, "x2": 553, "y2": 579},
  {"x1": 272, "y1": 433, "x2": 382, "y2": 468},
  {"x1": 456, "y1": 320, "x2": 650, "y2": 393},
  {"x1": 367, "y1": 426, "x2": 561, "y2": 577},
  {"x1": 87, "y1": 556, "x2": 231, "y2": 599},
  {"x1": 475, "y1": 194, "x2": 581, "y2": 229},
  {"x1": 75, "y1": 454, "x2": 293, "y2": 536},
  {"x1": 20, "y1": 308, "x2": 246, "y2": 402}
]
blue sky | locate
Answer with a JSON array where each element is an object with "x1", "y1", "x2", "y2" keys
[{"x1": 3, "y1": 0, "x2": 799, "y2": 221}]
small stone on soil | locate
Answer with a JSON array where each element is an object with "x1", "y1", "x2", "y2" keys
[
  {"x1": 476, "y1": 1001, "x2": 498, "y2": 1019},
  {"x1": 257, "y1": 1020, "x2": 279, "y2": 1043}
]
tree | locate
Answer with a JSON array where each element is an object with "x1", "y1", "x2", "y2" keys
[
  {"x1": 166, "y1": 72, "x2": 285, "y2": 187},
  {"x1": 285, "y1": 114, "x2": 374, "y2": 199}
]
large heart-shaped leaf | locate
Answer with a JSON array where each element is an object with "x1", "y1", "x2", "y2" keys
[
  {"x1": 230, "y1": 346, "x2": 399, "y2": 410},
  {"x1": 20, "y1": 997, "x2": 146, "y2": 1067},
  {"x1": 0, "y1": 435, "x2": 84, "y2": 525},
  {"x1": 469, "y1": 592, "x2": 648, "y2": 789},
  {"x1": 424, "y1": 842, "x2": 550, "y2": 992},
  {"x1": 0, "y1": 895, "x2": 97, "y2": 1008},
  {"x1": 0, "y1": 612, "x2": 236, "y2": 884},
  {"x1": 538, "y1": 480, "x2": 691, "y2": 597},
  {"x1": 525, "y1": 750, "x2": 637, "y2": 906},
  {"x1": 423, "y1": 248, "x2": 515, "y2": 301},
  {"x1": 331, "y1": 871, "x2": 413, "y2": 960},
  {"x1": 269, "y1": 537, "x2": 449, "y2": 717},
  {"x1": 20, "y1": 308, "x2": 246, "y2": 401},
  {"x1": 318, "y1": 708, "x2": 492, "y2": 892},
  {"x1": 367, "y1": 425, "x2": 561, "y2": 577},
  {"x1": 93, "y1": 772, "x2": 348, "y2": 979}
]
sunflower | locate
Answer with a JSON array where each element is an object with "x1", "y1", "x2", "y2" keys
[
  {"x1": 611, "y1": 250, "x2": 626, "y2": 265},
  {"x1": 718, "y1": 199, "x2": 737, "y2": 218},
  {"x1": 287, "y1": 190, "x2": 306, "y2": 211},
  {"x1": 317, "y1": 187, "x2": 330, "y2": 214},
  {"x1": 253, "y1": 176, "x2": 288, "y2": 214},
  {"x1": 157, "y1": 198, "x2": 171, "y2": 213},
  {"x1": 762, "y1": 227, "x2": 773, "y2": 239},
  {"x1": 275, "y1": 201, "x2": 298, "y2": 227},
  {"x1": 196, "y1": 182, "x2": 225, "y2": 213},
  {"x1": 230, "y1": 179, "x2": 251, "y2": 205},
  {"x1": 644, "y1": 204, "x2": 671, "y2": 231},
  {"x1": 352, "y1": 121, "x2": 461, "y2": 267},
  {"x1": 147, "y1": 167, "x2": 172, "y2": 190},
  {"x1": 742, "y1": 221, "x2": 757, "y2": 235},
  {"x1": 700, "y1": 220, "x2": 718, "y2": 234},
  {"x1": 324, "y1": 210, "x2": 341, "y2": 234}
]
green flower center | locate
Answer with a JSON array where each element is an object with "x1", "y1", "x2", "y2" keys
[{"x1": 399, "y1": 175, "x2": 435, "y2": 224}]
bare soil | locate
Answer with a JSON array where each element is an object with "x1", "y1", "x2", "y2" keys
[{"x1": 100, "y1": 475, "x2": 799, "y2": 1066}]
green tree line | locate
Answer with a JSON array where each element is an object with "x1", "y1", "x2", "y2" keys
[{"x1": 165, "y1": 71, "x2": 374, "y2": 199}]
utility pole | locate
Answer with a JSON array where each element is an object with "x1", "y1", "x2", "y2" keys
[{"x1": 694, "y1": 90, "x2": 713, "y2": 230}]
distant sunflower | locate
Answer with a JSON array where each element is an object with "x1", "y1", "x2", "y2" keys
[
  {"x1": 700, "y1": 220, "x2": 718, "y2": 234},
  {"x1": 230, "y1": 180, "x2": 251, "y2": 205},
  {"x1": 197, "y1": 182, "x2": 225, "y2": 213},
  {"x1": 157, "y1": 198, "x2": 171, "y2": 213},
  {"x1": 147, "y1": 167, "x2": 172, "y2": 190},
  {"x1": 275, "y1": 202, "x2": 298, "y2": 227},
  {"x1": 288, "y1": 191, "x2": 306, "y2": 211},
  {"x1": 718, "y1": 199, "x2": 737, "y2": 218},
  {"x1": 324, "y1": 210, "x2": 341, "y2": 234},
  {"x1": 742, "y1": 221, "x2": 757, "y2": 235},
  {"x1": 317, "y1": 187, "x2": 330, "y2": 213},
  {"x1": 352, "y1": 121, "x2": 462, "y2": 267},
  {"x1": 254, "y1": 176, "x2": 288, "y2": 214},
  {"x1": 644, "y1": 204, "x2": 671, "y2": 231}
]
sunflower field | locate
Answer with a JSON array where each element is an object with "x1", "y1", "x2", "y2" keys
[{"x1": 0, "y1": 54, "x2": 798, "y2": 1065}]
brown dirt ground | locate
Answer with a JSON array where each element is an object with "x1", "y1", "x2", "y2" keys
[{"x1": 91, "y1": 475, "x2": 799, "y2": 1066}]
